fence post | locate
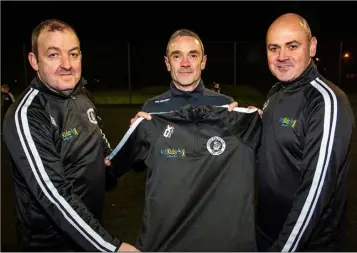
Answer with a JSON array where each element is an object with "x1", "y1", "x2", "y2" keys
[
  {"x1": 233, "y1": 41, "x2": 237, "y2": 87},
  {"x1": 23, "y1": 43, "x2": 28, "y2": 85},
  {"x1": 127, "y1": 41, "x2": 132, "y2": 104},
  {"x1": 338, "y1": 40, "x2": 343, "y2": 86}
]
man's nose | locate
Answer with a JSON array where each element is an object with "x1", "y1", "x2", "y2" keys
[
  {"x1": 180, "y1": 56, "x2": 191, "y2": 67},
  {"x1": 277, "y1": 48, "x2": 289, "y2": 61},
  {"x1": 61, "y1": 55, "x2": 72, "y2": 70}
]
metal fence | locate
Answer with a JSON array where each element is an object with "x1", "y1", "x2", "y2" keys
[{"x1": 2, "y1": 39, "x2": 356, "y2": 100}]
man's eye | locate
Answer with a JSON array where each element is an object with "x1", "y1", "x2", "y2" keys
[
  {"x1": 269, "y1": 47, "x2": 278, "y2": 52},
  {"x1": 49, "y1": 53, "x2": 59, "y2": 58},
  {"x1": 289, "y1": 44, "x2": 298, "y2": 49},
  {"x1": 70, "y1": 53, "x2": 79, "y2": 58}
]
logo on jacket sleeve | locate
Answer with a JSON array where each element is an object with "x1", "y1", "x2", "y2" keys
[
  {"x1": 163, "y1": 124, "x2": 174, "y2": 138},
  {"x1": 207, "y1": 136, "x2": 226, "y2": 155},
  {"x1": 87, "y1": 108, "x2": 98, "y2": 124}
]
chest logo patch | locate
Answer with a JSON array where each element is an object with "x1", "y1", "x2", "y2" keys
[
  {"x1": 163, "y1": 124, "x2": 174, "y2": 138},
  {"x1": 207, "y1": 136, "x2": 226, "y2": 156},
  {"x1": 160, "y1": 148, "x2": 185, "y2": 158},
  {"x1": 87, "y1": 108, "x2": 98, "y2": 124},
  {"x1": 279, "y1": 117, "x2": 297, "y2": 128},
  {"x1": 62, "y1": 127, "x2": 78, "y2": 141}
]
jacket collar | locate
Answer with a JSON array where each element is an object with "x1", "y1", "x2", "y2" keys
[
  {"x1": 30, "y1": 74, "x2": 87, "y2": 99},
  {"x1": 170, "y1": 79, "x2": 205, "y2": 98}
]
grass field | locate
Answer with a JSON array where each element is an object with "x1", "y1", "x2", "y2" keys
[{"x1": 1, "y1": 92, "x2": 357, "y2": 251}]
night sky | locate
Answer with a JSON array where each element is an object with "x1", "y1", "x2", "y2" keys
[
  {"x1": 1, "y1": 1, "x2": 356, "y2": 90},
  {"x1": 2, "y1": 1, "x2": 356, "y2": 42}
]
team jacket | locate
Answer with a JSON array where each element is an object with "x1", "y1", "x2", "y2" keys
[
  {"x1": 141, "y1": 79, "x2": 234, "y2": 112},
  {"x1": 2, "y1": 76, "x2": 121, "y2": 251},
  {"x1": 256, "y1": 62, "x2": 355, "y2": 251},
  {"x1": 109, "y1": 104, "x2": 262, "y2": 252}
]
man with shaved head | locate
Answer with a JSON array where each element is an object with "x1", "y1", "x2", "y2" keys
[{"x1": 255, "y1": 13, "x2": 355, "y2": 251}]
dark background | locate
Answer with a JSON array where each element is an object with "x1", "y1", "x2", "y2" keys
[{"x1": 1, "y1": 1, "x2": 356, "y2": 95}]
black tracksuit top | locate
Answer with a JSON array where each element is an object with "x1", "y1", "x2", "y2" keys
[
  {"x1": 110, "y1": 104, "x2": 262, "y2": 251},
  {"x1": 256, "y1": 62, "x2": 355, "y2": 251},
  {"x1": 2, "y1": 77, "x2": 120, "y2": 251}
]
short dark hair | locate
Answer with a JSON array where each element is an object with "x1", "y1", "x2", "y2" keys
[
  {"x1": 31, "y1": 19, "x2": 79, "y2": 57},
  {"x1": 1, "y1": 84, "x2": 9, "y2": 90},
  {"x1": 166, "y1": 29, "x2": 205, "y2": 57}
]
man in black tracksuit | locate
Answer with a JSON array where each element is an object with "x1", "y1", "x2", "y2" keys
[
  {"x1": 110, "y1": 104, "x2": 262, "y2": 251},
  {"x1": 3, "y1": 77, "x2": 120, "y2": 251},
  {"x1": 255, "y1": 13, "x2": 355, "y2": 251},
  {"x1": 2, "y1": 19, "x2": 137, "y2": 252}
]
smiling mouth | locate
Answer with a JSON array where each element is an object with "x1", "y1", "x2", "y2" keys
[
  {"x1": 277, "y1": 65, "x2": 292, "y2": 69},
  {"x1": 59, "y1": 74, "x2": 74, "y2": 79}
]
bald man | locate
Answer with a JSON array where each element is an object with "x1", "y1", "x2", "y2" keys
[{"x1": 255, "y1": 13, "x2": 355, "y2": 251}]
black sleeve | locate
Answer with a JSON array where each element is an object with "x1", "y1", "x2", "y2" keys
[
  {"x1": 3, "y1": 102, "x2": 121, "y2": 252},
  {"x1": 269, "y1": 94, "x2": 355, "y2": 251},
  {"x1": 109, "y1": 117, "x2": 153, "y2": 177},
  {"x1": 80, "y1": 87, "x2": 115, "y2": 190},
  {"x1": 98, "y1": 114, "x2": 117, "y2": 191},
  {"x1": 80, "y1": 87, "x2": 112, "y2": 157},
  {"x1": 96, "y1": 114, "x2": 113, "y2": 157},
  {"x1": 229, "y1": 107, "x2": 262, "y2": 150}
]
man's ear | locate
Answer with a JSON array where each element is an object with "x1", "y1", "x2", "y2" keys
[
  {"x1": 164, "y1": 56, "x2": 171, "y2": 72},
  {"x1": 309, "y1": 37, "x2": 317, "y2": 57},
  {"x1": 28, "y1": 52, "x2": 39, "y2": 71},
  {"x1": 201, "y1": 55, "x2": 207, "y2": 70}
]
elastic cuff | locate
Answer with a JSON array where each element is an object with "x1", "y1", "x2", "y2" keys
[{"x1": 114, "y1": 241, "x2": 122, "y2": 252}]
